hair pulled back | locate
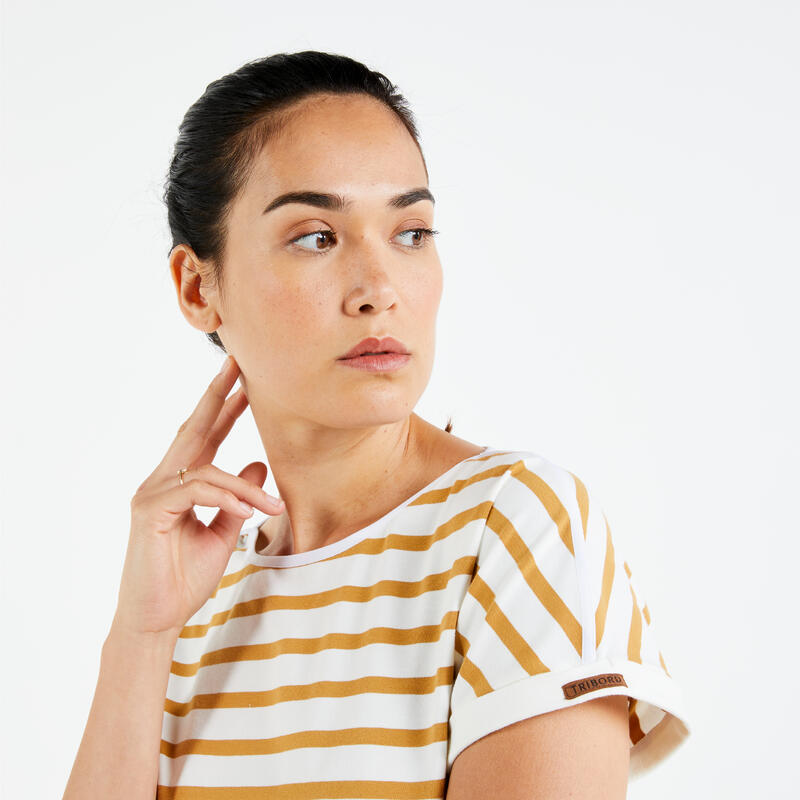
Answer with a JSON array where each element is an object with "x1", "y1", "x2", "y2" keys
[{"x1": 162, "y1": 50, "x2": 452, "y2": 434}]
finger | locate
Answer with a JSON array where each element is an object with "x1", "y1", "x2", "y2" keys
[
  {"x1": 190, "y1": 462, "x2": 283, "y2": 514},
  {"x1": 142, "y1": 477, "x2": 256, "y2": 534},
  {"x1": 160, "y1": 356, "x2": 241, "y2": 472},
  {"x1": 141, "y1": 386, "x2": 247, "y2": 497},
  {"x1": 207, "y1": 463, "x2": 283, "y2": 541},
  {"x1": 194, "y1": 386, "x2": 250, "y2": 466}
]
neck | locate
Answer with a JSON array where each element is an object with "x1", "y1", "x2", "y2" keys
[{"x1": 252, "y1": 412, "x2": 435, "y2": 556}]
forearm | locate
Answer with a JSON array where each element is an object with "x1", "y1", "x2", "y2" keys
[{"x1": 62, "y1": 623, "x2": 179, "y2": 800}]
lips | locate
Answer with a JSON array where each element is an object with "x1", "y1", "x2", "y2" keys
[{"x1": 340, "y1": 336, "x2": 410, "y2": 359}]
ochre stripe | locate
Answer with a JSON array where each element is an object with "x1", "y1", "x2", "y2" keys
[
  {"x1": 468, "y1": 572, "x2": 550, "y2": 680},
  {"x1": 165, "y1": 665, "x2": 455, "y2": 718},
  {"x1": 594, "y1": 516, "x2": 615, "y2": 649},
  {"x1": 208, "y1": 561, "x2": 274, "y2": 599},
  {"x1": 509, "y1": 460, "x2": 575, "y2": 556},
  {"x1": 627, "y1": 583, "x2": 643, "y2": 664},
  {"x1": 628, "y1": 698, "x2": 645, "y2": 746},
  {"x1": 156, "y1": 779, "x2": 445, "y2": 799},
  {"x1": 409, "y1": 462, "x2": 529, "y2": 507},
  {"x1": 624, "y1": 561, "x2": 632, "y2": 579},
  {"x1": 208, "y1": 455, "x2": 520, "y2": 598},
  {"x1": 454, "y1": 629, "x2": 469, "y2": 658},
  {"x1": 454, "y1": 629, "x2": 493, "y2": 696},
  {"x1": 456, "y1": 657, "x2": 494, "y2": 697},
  {"x1": 569, "y1": 471, "x2": 590, "y2": 542},
  {"x1": 485, "y1": 503, "x2": 583, "y2": 656},
  {"x1": 178, "y1": 551, "x2": 479, "y2": 643},
  {"x1": 171, "y1": 608, "x2": 462, "y2": 678},
  {"x1": 659, "y1": 650, "x2": 672, "y2": 678},
  {"x1": 186, "y1": 502, "x2": 496, "y2": 637},
  {"x1": 331, "y1": 502, "x2": 495, "y2": 561},
  {"x1": 642, "y1": 604, "x2": 651, "y2": 625},
  {"x1": 473, "y1": 450, "x2": 518, "y2": 460},
  {"x1": 160, "y1": 721, "x2": 448, "y2": 758}
]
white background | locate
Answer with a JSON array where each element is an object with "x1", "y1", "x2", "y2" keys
[{"x1": 1, "y1": 0, "x2": 798, "y2": 797}]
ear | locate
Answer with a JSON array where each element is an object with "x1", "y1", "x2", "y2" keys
[{"x1": 169, "y1": 244, "x2": 222, "y2": 334}]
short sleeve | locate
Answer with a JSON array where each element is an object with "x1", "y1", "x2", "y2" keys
[{"x1": 448, "y1": 455, "x2": 692, "y2": 780}]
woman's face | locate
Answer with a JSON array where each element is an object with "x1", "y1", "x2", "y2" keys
[{"x1": 203, "y1": 92, "x2": 442, "y2": 434}]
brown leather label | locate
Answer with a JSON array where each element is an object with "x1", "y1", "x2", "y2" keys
[{"x1": 562, "y1": 673, "x2": 628, "y2": 699}]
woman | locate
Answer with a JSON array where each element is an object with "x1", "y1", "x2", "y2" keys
[{"x1": 63, "y1": 51, "x2": 691, "y2": 799}]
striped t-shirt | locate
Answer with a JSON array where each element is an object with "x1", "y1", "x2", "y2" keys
[{"x1": 157, "y1": 446, "x2": 691, "y2": 798}]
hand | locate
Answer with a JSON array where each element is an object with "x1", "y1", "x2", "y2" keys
[{"x1": 111, "y1": 355, "x2": 284, "y2": 639}]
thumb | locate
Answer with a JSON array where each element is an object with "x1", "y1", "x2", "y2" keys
[{"x1": 238, "y1": 460, "x2": 270, "y2": 493}]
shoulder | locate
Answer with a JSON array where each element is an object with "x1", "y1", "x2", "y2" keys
[
  {"x1": 448, "y1": 449, "x2": 693, "y2": 781},
  {"x1": 467, "y1": 448, "x2": 596, "y2": 546},
  {"x1": 467, "y1": 447, "x2": 588, "y2": 496}
]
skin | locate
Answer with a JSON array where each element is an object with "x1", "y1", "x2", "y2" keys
[
  {"x1": 166, "y1": 92, "x2": 631, "y2": 796},
  {"x1": 169, "y1": 91, "x2": 484, "y2": 556}
]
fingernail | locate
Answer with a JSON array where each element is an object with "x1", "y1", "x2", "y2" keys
[{"x1": 218, "y1": 356, "x2": 231, "y2": 375}]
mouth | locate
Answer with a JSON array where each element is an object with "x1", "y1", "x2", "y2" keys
[
  {"x1": 337, "y1": 351, "x2": 411, "y2": 372},
  {"x1": 339, "y1": 336, "x2": 410, "y2": 360}
]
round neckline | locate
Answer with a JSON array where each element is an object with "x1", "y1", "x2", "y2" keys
[{"x1": 242, "y1": 445, "x2": 496, "y2": 568}]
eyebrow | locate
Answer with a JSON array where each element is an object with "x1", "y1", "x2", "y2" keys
[{"x1": 262, "y1": 187, "x2": 435, "y2": 215}]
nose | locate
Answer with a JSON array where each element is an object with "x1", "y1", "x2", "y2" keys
[{"x1": 341, "y1": 235, "x2": 399, "y2": 315}]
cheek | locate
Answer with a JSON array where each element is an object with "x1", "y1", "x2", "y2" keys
[
  {"x1": 411, "y1": 267, "x2": 443, "y2": 321},
  {"x1": 265, "y1": 282, "x2": 327, "y2": 351}
]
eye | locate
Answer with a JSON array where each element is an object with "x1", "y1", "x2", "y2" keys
[
  {"x1": 395, "y1": 228, "x2": 439, "y2": 248},
  {"x1": 288, "y1": 227, "x2": 439, "y2": 253},
  {"x1": 290, "y1": 230, "x2": 336, "y2": 251}
]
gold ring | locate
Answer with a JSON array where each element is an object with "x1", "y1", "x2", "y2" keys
[{"x1": 178, "y1": 467, "x2": 188, "y2": 486}]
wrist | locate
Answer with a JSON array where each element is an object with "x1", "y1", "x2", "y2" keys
[{"x1": 105, "y1": 616, "x2": 181, "y2": 657}]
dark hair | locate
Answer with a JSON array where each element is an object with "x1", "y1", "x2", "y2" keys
[{"x1": 162, "y1": 50, "x2": 452, "y2": 434}]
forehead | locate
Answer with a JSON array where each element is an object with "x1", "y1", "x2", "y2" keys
[{"x1": 243, "y1": 93, "x2": 427, "y2": 202}]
